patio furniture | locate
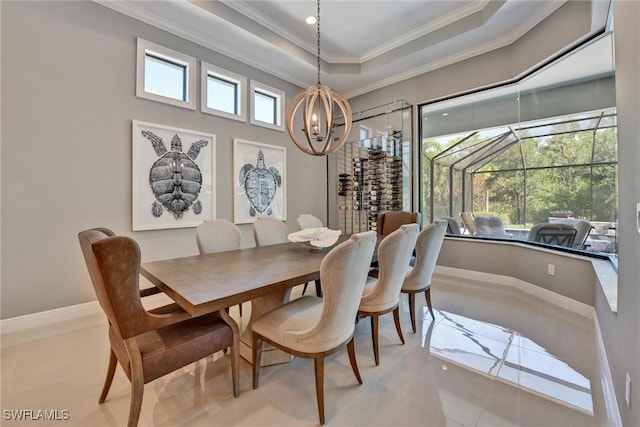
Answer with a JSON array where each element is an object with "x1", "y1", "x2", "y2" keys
[
  {"x1": 473, "y1": 215, "x2": 511, "y2": 237},
  {"x1": 528, "y1": 222, "x2": 577, "y2": 247},
  {"x1": 459, "y1": 212, "x2": 475, "y2": 235}
]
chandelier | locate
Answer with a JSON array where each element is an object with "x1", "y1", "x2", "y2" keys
[{"x1": 286, "y1": 0, "x2": 352, "y2": 156}]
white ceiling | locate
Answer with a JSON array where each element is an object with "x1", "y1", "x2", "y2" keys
[{"x1": 96, "y1": 0, "x2": 611, "y2": 98}]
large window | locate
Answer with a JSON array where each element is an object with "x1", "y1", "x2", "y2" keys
[
  {"x1": 419, "y1": 33, "x2": 617, "y2": 254},
  {"x1": 136, "y1": 38, "x2": 196, "y2": 110},
  {"x1": 201, "y1": 62, "x2": 246, "y2": 122}
]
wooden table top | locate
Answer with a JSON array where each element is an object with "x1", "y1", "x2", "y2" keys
[{"x1": 141, "y1": 241, "x2": 335, "y2": 316}]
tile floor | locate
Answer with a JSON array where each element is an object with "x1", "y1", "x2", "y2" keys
[{"x1": 1, "y1": 277, "x2": 616, "y2": 426}]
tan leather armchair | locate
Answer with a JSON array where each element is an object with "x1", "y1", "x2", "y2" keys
[
  {"x1": 376, "y1": 210, "x2": 421, "y2": 237},
  {"x1": 78, "y1": 228, "x2": 239, "y2": 427}
]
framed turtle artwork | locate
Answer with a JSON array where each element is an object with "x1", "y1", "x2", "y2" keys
[
  {"x1": 132, "y1": 120, "x2": 216, "y2": 231},
  {"x1": 233, "y1": 138, "x2": 286, "y2": 224}
]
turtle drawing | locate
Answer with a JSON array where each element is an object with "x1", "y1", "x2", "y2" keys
[
  {"x1": 239, "y1": 150, "x2": 282, "y2": 217},
  {"x1": 141, "y1": 130, "x2": 208, "y2": 220}
]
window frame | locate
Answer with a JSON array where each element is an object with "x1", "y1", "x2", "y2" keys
[
  {"x1": 250, "y1": 80, "x2": 285, "y2": 132},
  {"x1": 201, "y1": 62, "x2": 247, "y2": 122},
  {"x1": 136, "y1": 38, "x2": 196, "y2": 110}
]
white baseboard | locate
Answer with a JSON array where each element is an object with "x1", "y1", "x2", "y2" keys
[{"x1": 0, "y1": 301, "x2": 105, "y2": 348}]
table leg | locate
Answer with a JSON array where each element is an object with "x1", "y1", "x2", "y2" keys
[{"x1": 239, "y1": 288, "x2": 293, "y2": 366}]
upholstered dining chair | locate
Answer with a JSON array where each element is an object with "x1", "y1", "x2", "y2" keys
[
  {"x1": 78, "y1": 228, "x2": 239, "y2": 427},
  {"x1": 296, "y1": 214, "x2": 324, "y2": 297},
  {"x1": 252, "y1": 216, "x2": 289, "y2": 246},
  {"x1": 358, "y1": 223, "x2": 419, "y2": 366},
  {"x1": 196, "y1": 219, "x2": 244, "y2": 315},
  {"x1": 296, "y1": 213, "x2": 324, "y2": 230},
  {"x1": 401, "y1": 220, "x2": 447, "y2": 331},
  {"x1": 376, "y1": 210, "x2": 421, "y2": 237},
  {"x1": 252, "y1": 231, "x2": 377, "y2": 425}
]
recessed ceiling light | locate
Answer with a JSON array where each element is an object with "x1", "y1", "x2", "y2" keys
[
  {"x1": 305, "y1": 16, "x2": 317, "y2": 25},
  {"x1": 442, "y1": 112, "x2": 449, "y2": 116}
]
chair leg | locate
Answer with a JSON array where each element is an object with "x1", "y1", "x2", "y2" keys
[
  {"x1": 230, "y1": 334, "x2": 240, "y2": 398},
  {"x1": 314, "y1": 279, "x2": 322, "y2": 297},
  {"x1": 407, "y1": 292, "x2": 417, "y2": 333},
  {"x1": 314, "y1": 356, "x2": 325, "y2": 425},
  {"x1": 393, "y1": 306, "x2": 405, "y2": 345},
  {"x1": 99, "y1": 350, "x2": 117, "y2": 403},
  {"x1": 346, "y1": 337, "x2": 362, "y2": 385},
  {"x1": 424, "y1": 288, "x2": 435, "y2": 320},
  {"x1": 252, "y1": 333, "x2": 263, "y2": 389},
  {"x1": 370, "y1": 315, "x2": 380, "y2": 366},
  {"x1": 125, "y1": 342, "x2": 144, "y2": 427}
]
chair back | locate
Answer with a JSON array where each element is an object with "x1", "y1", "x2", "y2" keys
[
  {"x1": 78, "y1": 228, "x2": 173, "y2": 339},
  {"x1": 252, "y1": 217, "x2": 289, "y2": 246},
  {"x1": 459, "y1": 212, "x2": 475, "y2": 235},
  {"x1": 570, "y1": 219, "x2": 592, "y2": 248},
  {"x1": 296, "y1": 214, "x2": 324, "y2": 230},
  {"x1": 441, "y1": 216, "x2": 461, "y2": 234},
  {"x1": 528, "y1": 222, "x2": 577, "y2": 247},
  {"x1": 474, "y1": 215, "x2": 507, "y2": 236},
  {"x1": 303, "y1": 231, "x2": 377, "y2": 350},
  {"x1": 403, "y1": 220, "x2": 447, "y2": 291},
  {"x1": 377, "y1": 211, "x2": 421, "y2": 236},
  {"x1": 196, "y1": 219, "x2": 242, "y2": 254},
  {"x1": 365, "y1": 224, "x2": 419, "y2": 311}
]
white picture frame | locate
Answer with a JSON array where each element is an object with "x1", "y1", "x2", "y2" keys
[
  {"x1": 132, "y1": 120, "x2": 215, "y2": 231},
  {"x1": 233, "y1": 138, "x2": 286, "y2": 224}
]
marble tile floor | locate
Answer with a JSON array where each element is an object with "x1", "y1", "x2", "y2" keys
[{"x1": 1, "y1": 278, "x2": 616, "y2": 426}]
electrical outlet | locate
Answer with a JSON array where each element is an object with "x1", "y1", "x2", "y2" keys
[
  {"x1": 547, "y1": 264, "x2": 555, "y2": 276},
  {"x1": 626, "y1": 372, "x2": 632, "y2": 409}
]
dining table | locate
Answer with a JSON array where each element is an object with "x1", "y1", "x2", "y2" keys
[{"x1": 140, "y1": 237, "x2": 349, "y2": 366}]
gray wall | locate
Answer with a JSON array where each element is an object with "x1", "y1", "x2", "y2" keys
[
  {"x1": 0, "y1": 1, "x2": 327, "y2": 319},
  {"x1": 344, "y1": 1, "x2": 640, "y2": 423}
]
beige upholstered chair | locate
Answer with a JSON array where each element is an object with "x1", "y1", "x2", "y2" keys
[
  {"x1": 401, "y1": 220, "x2": 447, "y2": 331},
  {"x1": 376, "y1": 211, "x2": 421, "y2": 237},
  {"x1": 358, "y1": 223, "x2": 419, "y2": 366},
  {"x1": 78, "y1": 228, "x2": 239, "y2": 427},
  {"x1": 296, "y1": 214, "x2": 324, "y2": 230},
  {"x1": 473, "y1": 215, "x2": 511, "y2": 237},
  {"x1": 296, "y1": 214, "x2": 324, "y2": 296},
  {"x1": 252, "y1": 217, "x2": 289, "y2": 246},
  {"x1": 252, "y1": 231, "x2": 377, "y2": 425},
  {"x1": 459, "y1": 211, "x2": 475, "y2": 235},
  {"x1": 196, "y1": 219, "x2": 244, "y2": 315}
]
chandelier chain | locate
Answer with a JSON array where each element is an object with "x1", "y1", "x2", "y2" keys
[{"x1": 316, "y1": 0, "x2": 321, "y2": 87}]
